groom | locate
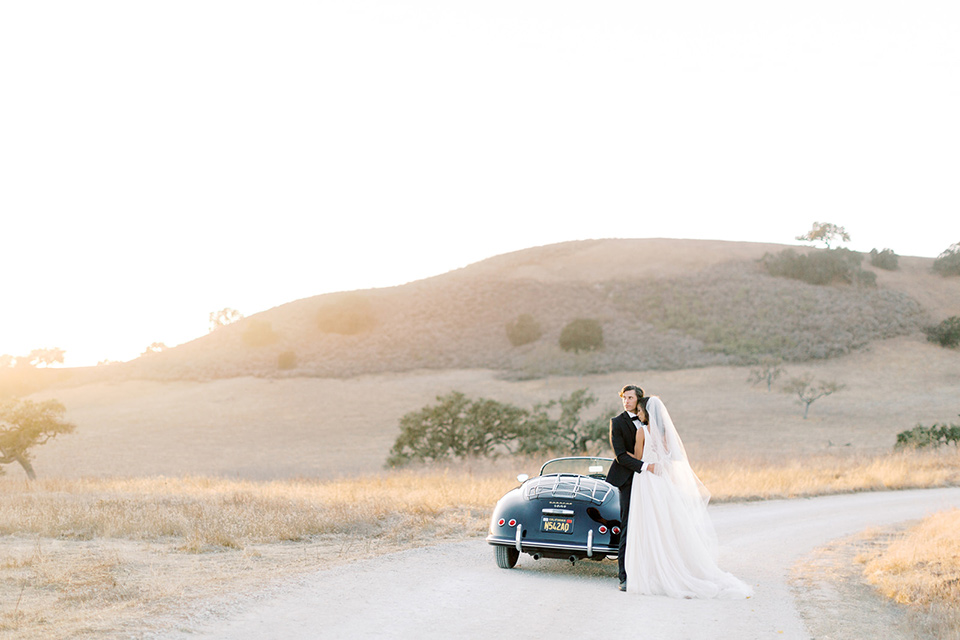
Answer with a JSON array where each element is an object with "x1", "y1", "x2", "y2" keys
[{"x1": 605, "y1": 384, "x2": 648, "y2": 592}]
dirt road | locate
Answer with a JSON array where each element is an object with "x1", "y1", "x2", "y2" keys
[{"x1": 162, "y1": 487, "x2": 960, "y2": 639}]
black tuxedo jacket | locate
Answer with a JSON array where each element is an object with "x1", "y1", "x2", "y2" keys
[{"x1": 605, "y1": 411, "x2": 646, "y2": 488}]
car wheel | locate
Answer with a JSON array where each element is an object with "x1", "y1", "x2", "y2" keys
[{"x1": 494, "y1": 545, "x2": 519, "y2": 569}]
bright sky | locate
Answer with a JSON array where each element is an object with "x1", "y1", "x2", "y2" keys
[{"x1": 2, "y1": 1, "x2": 958, "y2": 367}]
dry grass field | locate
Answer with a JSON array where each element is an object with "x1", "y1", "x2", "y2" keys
[
  {"x1": 2, "y1": 449, "x2": 960, "y2": 639},
  {"x1": 1, "y1": 238, "x2": 958, "y2": 637}
]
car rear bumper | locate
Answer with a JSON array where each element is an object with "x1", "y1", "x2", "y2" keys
[{"x1": 486, "y1": 534, "x2": 618, "y2": 558}]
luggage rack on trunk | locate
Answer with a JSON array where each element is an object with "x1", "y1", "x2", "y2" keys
[{"x1": 522, "y1": 473, "x2": 613, "y2": 505}]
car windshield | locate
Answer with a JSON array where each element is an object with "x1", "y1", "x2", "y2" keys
[{"x1": 539, "y1": 457, "x2": 612, "y2": 479}]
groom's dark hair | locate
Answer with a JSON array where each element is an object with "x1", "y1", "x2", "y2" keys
[{"x1": 619, "y1": 384, "x2": 644, "y2": 398}]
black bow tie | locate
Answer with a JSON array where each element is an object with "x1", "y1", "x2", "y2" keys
[{"x1": 630, "y1": 414, "x2": 640, "y2": 421}]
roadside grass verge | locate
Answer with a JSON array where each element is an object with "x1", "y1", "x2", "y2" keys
[
  {"x1": 699, "y1": 448, "x2": 960, "y2": 502},
  {"x1": 4, "y1": 449, "x2": 958, "y2": 548},
  {"x1": 861, "y1": 509, "x2": 960, "y2": 639},
  {"x1": 1, "y1": 448, "x2": 958, "y2": 638}
]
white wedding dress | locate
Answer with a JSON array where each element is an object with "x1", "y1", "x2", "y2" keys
[{"x1": 624, "y1": 397, "x2": 752, "y2": 599}]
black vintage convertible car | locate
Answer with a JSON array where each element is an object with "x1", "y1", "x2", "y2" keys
[{"x1": 486, "y1": 456, "x2": 622, "y2": 569}]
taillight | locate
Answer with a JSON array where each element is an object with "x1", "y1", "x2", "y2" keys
[
  {"x1": 612, "y1": 526, "x2": 621, "y2": 535},
  {"x1": 598, "y1": 525, "x2": 608, "y2": 534},
  {"x1": 508, "y1": 519, "x2": 517, "y2": 527},
  {"x1": 497, "y1": 518, "x2": 506, "y2": 526}
]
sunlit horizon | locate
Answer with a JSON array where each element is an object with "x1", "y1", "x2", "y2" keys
[{"x1": 2, "y1": 1, "x2": 957, "y2": 368}]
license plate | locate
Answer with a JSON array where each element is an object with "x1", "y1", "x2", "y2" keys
[{"x1": 541, "y1": 515, "x2": 574, "y2": 534}]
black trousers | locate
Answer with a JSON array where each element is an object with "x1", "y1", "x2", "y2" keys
[{"x1": 617, "y1": 476, "x2": 633, "y2": 583}]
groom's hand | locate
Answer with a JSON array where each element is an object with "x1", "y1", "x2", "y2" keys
[{"x1": 646, "y1": 463, "x2": 657, "y2": 474}]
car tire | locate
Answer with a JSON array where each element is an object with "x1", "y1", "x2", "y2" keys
[{"x1": 494, "y1": 545, "x2": 519, "y2": 569}]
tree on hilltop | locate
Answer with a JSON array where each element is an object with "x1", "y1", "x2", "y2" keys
[
  {"x1": 0, "y1": 398, "x2": 76, "y2": 480},
  {"x1": 869, "y1": 248, "x2": 899, "y2": 271},
  {"x1": 209, "y1": 308, "x2": 243, "y2": 332},
  {"x1": 1, "y1": 348, "x2": 66, "y2": 368},
  {"x1": 27, "y1": 348, "x2": 65, "y2": 367},
  {"x1": 142, "y1": 342, "x2": 168, "y2": 356},
  {"x1": 796, "y1": 222, "x2": 851, "y2": 249},
  {"x1": 932, "y1": 242, "x2": 960, "y2": 277}
]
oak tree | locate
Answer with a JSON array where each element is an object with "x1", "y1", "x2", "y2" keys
[
  {"x1": 209, "y1": 308, "x2": 243, "y2": 332},
  {"x1": 796, "y1": 222, "x2": 851, "y2": 249},
  {"x1": 0, "y1": 398, "x2": 76, "y2": 480}
]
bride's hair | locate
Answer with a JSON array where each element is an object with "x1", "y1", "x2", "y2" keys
[{"x1": 637, "y1": 396, "x2": 650, "y2": 424}]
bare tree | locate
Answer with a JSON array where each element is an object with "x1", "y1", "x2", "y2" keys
[
  {"x1": 0, "y1": 398, "x2": 76, "y2": 479},
  {"x1": 796, "y1": 222, "x2": 851, "y2": 249},
  {"x1": 748, "y1": 357, "x2": 785, "y2": 391},
  {"x1": 783, "y1": 375, "x2": 845, "y2": 419}
]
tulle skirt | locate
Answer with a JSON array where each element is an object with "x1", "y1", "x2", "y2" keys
[{"x1": 624, "y1": 471, "x2": 752, "y2": 599}]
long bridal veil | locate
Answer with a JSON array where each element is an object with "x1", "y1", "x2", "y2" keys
[
  {"x1": 625, "y1": 396, "x2": 752, "y2": 599},
  {"x1": 643, "y1": 396, "x2": 717, "y2": 554}
]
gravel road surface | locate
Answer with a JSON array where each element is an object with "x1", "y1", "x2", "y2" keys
[{"x1": 164, "y1": 487, "x2": 960, "y2": 640}]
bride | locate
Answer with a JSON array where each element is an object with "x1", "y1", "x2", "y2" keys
[{"x1": 623, "y1": 395, "x2": 752, "y2": 599}]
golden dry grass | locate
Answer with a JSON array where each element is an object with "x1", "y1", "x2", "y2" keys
[
  {"x1": 861, "y1": 509, "x2": 960, "y2": 639},
  {"x1": 701, "y1": 448, "x2": 960, "y2": 502},
  {"x1": 4, "y1": 449, "x2": 957, "y2": 547},
  {"x1": 0, "y1": 473, "x2": 501, "y2": 551},
  {"x1": 0, "y1": 472, "x2": 508, "y2": 639},
  {"x1": 2, "y1": 449, "x2": 960, "y2": 638}
]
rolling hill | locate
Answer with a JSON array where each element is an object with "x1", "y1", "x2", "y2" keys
[
  {"x1": 65, "y1": 239, "x2": 952, "y2": 383},
  {"x1": 6, "y1": 238, "x2": 960, "y2": 480}
]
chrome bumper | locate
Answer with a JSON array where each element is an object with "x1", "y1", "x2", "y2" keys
[{"x1": 486, "y1": 534, "x2": 618, "y2": 557}]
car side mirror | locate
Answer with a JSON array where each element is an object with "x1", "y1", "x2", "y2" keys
[{"x1": 517, "y1": 473, "x2": 529, "y2": 483}]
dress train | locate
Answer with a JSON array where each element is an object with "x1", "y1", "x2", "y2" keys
[{"x1": 623, "y1": 397, "x2": 752, "y2": 599}]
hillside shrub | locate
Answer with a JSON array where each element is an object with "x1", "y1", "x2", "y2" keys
[
  {"x1": 506, "y1": 313, "x2": 543, "y2": 347},
  {"x1": 932, "y1": 242, "x2": 960, "y2": 277},
  {"x1": 559, "y1": 318, "x2": 603, "y2": 353},
  {"x1": 277, "y1": 351, "x2": 297, "y2": 370},
  {"x1": 869, "y1": 248, "x2": 899, "y2": 271},
  {"x1": 761, "y1": 248, "x2": 875, "y2": 286},
  {"x1": 895, "y1": 423, "x2": 960, "y2": 450},
  {"x1": 923, "y1": 316, "x2": 960, "y2": 348},
  {"x1": 316, "y1": 294, "x2": 376, "y2": 335},
  {"x1": 608, "y1": 262, "x2": 922, "y2": 364},
  {"x1": 242, "y1": 320, "x2": 279, "y2": 347}
]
